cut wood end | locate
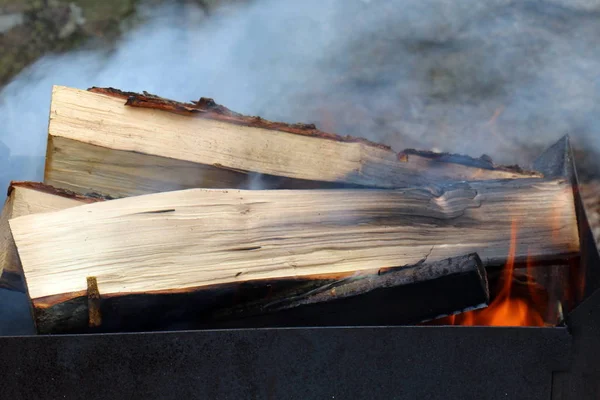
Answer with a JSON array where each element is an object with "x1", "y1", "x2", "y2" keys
[{"x1": 0, "y1": 182, "x2": 107, "y2": 285}]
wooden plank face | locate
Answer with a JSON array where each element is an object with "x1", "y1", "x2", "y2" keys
[
  {"x1": 45, "y1": 86, "x2": 540, "y2": 198},
  {"x1": 9, "y1": 179, "x2": 579, "y2": 304}
]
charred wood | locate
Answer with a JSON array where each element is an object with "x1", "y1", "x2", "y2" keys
[{"x1": 32, "y1": 254, "x2": 488, "y2": 334}]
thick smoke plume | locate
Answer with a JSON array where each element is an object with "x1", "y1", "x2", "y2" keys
[{"x1": 1, "y1": 0, "x2": 600, "y2": 193}]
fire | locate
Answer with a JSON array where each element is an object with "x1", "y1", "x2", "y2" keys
[{"x1": 443, "y1": 219, "x2": 545, "y2": 327}]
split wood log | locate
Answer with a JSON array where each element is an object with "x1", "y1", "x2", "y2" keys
[
  {"x1": 0, "y1": 182, "x2": 103, "y2": 291},
  {"x1": 31, "y1": 254, "x2": 489, "y2": 334},
  {"x1": 45, "y1": 86, "x2": 540, "y2": 198},
  {"x1": 204, "y1": 253, "x2": 489, "y2": 330},
  {"x1": 9, "y1": 178, "x2": 579, "y2": 333}
]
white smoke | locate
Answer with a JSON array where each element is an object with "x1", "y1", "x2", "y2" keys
[{"x1": 1, "y1": 0, "x2": 600, "y2": 191}]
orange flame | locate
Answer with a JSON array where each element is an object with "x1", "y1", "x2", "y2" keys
[{"x1": 445, "y1": 219, "x2": 545, "y2": 327}]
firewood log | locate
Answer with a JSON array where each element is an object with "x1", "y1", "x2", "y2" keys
[
  {"x1": 31, "y1": 254, "x2": 489, "y2": 334},
  {"x1": 9, "y1": 178, "x2": 578, "y2": 333},
  {"x1": 45, "y1": 86, "x2": 540, "y2": 198},
  {"x1": 0, "y1": 182, "x2": 104, "y2": 291},
  {"x1": 203, "y1": 253, "x2": 489, "y2": 330}
]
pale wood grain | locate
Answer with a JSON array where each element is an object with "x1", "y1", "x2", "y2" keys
[
  {"x1": 10, "y1": 178, "x2": 579, "y2": 302},
  {"x1": 46, "y1": 86, "x2": 537, "y2": 197}
]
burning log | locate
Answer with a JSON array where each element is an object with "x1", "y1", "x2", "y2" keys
[
  {"x1": 204, "y1": 253, "x2": 489, "y2": 329},
  {"x1": 0, "y1": 182, "x2": 104, "y2": 291},
  {"x1": 45, "y1": 86, "x2": 540, "y2": 198},
  {"x1": 31, "y1": 254, "x2": 489, "y2": 334},
  {"x1": 9, "y1": 178, "x2": 578, "y2": 333},
  {"x1": 426, "y1": 136, "x2": 584, "y2": 327}
]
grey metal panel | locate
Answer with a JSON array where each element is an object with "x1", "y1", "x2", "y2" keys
[{"x1": 0, "y1": 326, "x2": 571, "y2": 400}]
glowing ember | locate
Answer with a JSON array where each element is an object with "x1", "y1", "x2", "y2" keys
[{"x1": 440, "y1": 219, "x2": 545, "y2": 327}]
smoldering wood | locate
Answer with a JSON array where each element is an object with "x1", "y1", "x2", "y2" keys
[
  {"x1": 32, "y1": 254, "x2": 489, "y2": 334},
  {"x1": 44, "y1": 86, "x2": 540, "y2": 198},
  {"x1": 0, "y1": 182, "x2": 104, "y2": 291},
  {"x1": 208, "y1": 253, "x2": 489, "y2": 328},
  {"x1": 9, "y1": 178, "x2": 579, "y2": 325}
]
